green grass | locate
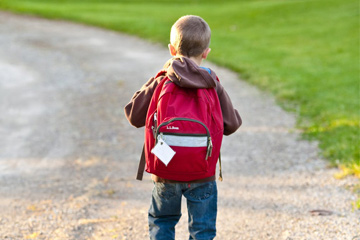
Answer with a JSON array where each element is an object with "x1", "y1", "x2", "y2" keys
[{"x1": 0, "y1": 0, "x2": 359, "y2": 171}]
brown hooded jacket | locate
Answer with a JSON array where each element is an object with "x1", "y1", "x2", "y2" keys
[{"x1": 125, "y1": 57, "x2": 241, "y2": 133}]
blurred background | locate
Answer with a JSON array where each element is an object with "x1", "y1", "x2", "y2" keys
[
  {"x1": 0, "y1": 0, "x2": 359, "y2": 239},
  {"x1": 1, "y1": 0, "x2": 358, "y2": 177}
]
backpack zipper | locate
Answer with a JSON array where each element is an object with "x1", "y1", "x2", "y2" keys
[{"x1": 156, "y1": 118, "x2": 213, "y2": 160}]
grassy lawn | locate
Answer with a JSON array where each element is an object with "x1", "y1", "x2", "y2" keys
[{"x1": 0, "y1": 0, "x2": 359, "y2": 175}]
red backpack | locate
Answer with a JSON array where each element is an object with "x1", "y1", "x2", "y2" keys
[{"x1": 137, "y1": 70, "x2": 224, "y2": 182}]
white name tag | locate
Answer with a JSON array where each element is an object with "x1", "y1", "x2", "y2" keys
[{"x1": 151, "y1": 138, "x2": 176, "y2": 166}]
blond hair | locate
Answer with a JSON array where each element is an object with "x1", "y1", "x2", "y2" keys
[{"x1": 170, "y1": 15, "x2": 211, "y2": 57}]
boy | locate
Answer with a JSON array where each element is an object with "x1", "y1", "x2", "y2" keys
[{"x1": 124, "y1": 15, "x2": 241, "y2": 240}]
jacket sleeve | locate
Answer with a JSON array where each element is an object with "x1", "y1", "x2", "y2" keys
[
  {"x1": 124, "y1": 76, "x2": 162, "y2": 128},
  {"x1": 216, "y1": 82, "x2": 242, "y2": 135}
]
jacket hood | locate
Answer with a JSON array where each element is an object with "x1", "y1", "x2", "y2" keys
[{"x1": 164, "y1": 57, "x2": 217, "y2": 89}]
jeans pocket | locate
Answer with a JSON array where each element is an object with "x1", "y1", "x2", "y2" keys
[
  {"x1": 188, "y1": 181, "x2": 216, "y2": 200},
  {"x1": 155, "y1": 182, "x2": 177, "y2": 200}
]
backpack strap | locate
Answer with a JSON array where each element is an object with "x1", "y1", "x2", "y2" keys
[
  {"x1": 155, "y1": 69, "x2": 167, "y2": 79},
  {"x1": 218, "y1": 152, "x2": 223, "y2": 181},
  {"x1": 136, "y1": 145, "x2": 146, "y2": 181},
  {"x1": 136, "y1": 71, "x2": 168, "y2": 181}
]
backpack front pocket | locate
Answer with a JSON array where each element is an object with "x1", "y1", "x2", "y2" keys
[
  {"x1": 153, "y1": 118, "x2": 212, "y2": 175},
  {"x1": 154, "y1": 143, "x2": 209, "y2": 175}
]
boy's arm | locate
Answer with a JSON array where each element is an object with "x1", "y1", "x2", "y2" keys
[
  {"x1": 124, "y1": 76, "x2": 162, "y2": 128},
  {"x1": 216, "y1": 82, "x2": 242, "y2": 135}
]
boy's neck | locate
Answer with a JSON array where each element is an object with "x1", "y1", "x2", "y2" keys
[
  {"x1": 189, "y1": 56, "x2": 203, "y2": 66},
  {"x1": 176, "y1": 55, "x2": 203, "y2": 66}
]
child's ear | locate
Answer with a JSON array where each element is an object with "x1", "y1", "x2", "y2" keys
[
  {"x1": 202, "y1": 48, "x2": 211, "y2": 59},
  {"x1": 168, "y1": 44, "x2": 177, "y2": 56}
]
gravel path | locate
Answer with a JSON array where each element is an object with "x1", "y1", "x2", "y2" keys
[{"x1": 0, "y1": 12, "x2": 358, "y2": 240}]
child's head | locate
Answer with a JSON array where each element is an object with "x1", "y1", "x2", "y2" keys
[{"x1": 169, "y1": 15, "x2": 211, "y2": 59}]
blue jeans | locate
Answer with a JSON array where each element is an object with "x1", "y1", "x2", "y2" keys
[{"x1": 148, "y1": 181, "x2": 217, "y2": 240}]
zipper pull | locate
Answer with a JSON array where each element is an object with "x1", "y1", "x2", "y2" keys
[
  {"x1": 154, "y1": 112, "x2": 158, "y2": 130},
  {"x1": 152, "y1": 126, "x2": 156, "y2": 139},
  {"x1": 157, "y1": 132, "x2": 163, "y2": 144},
  {"x1": 152, "y1": 112, "x2": 158, "y2": 139},
  {"x1": 205, "y1": 137, "x2": 213, "y2": 160}
]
